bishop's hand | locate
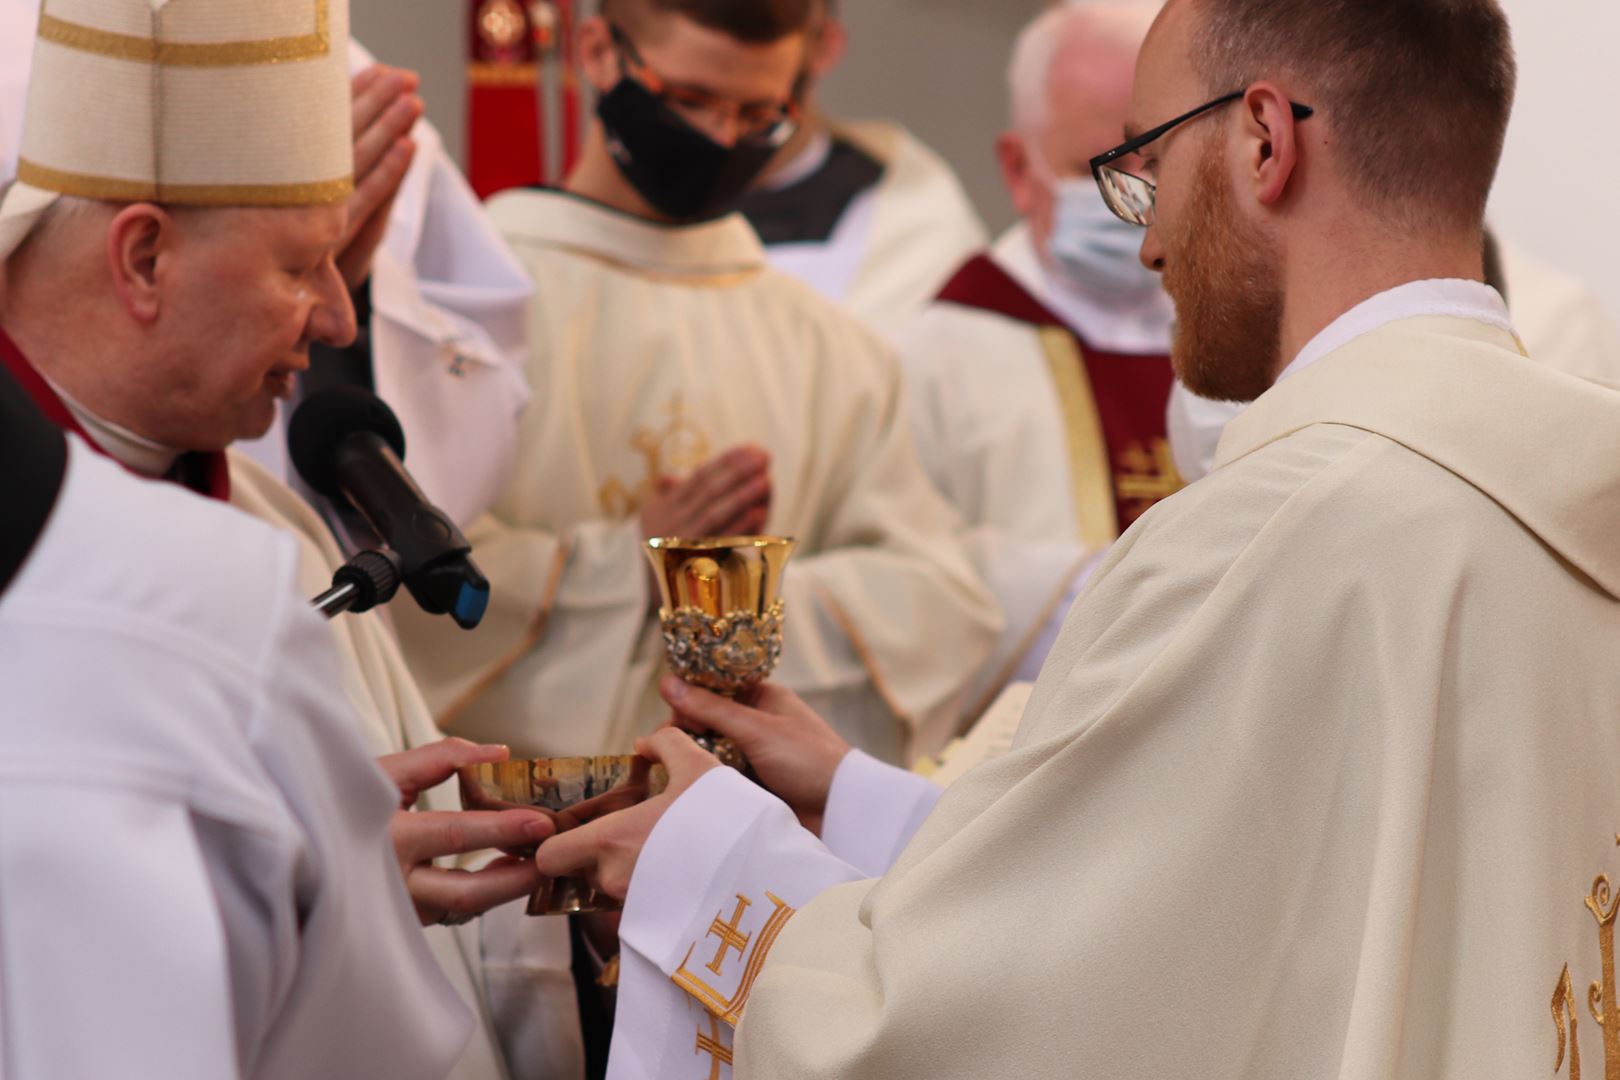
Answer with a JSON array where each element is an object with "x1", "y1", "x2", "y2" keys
[
  {"x1": 658, "y1": 675, "x2": 851, "y2": 834},
  {"x1": 338, "y1": 64, "x2": 425, "y2": 290},
  {"x1": 533, "y1": 729, "x2": 720, "y2": 902},
  {"x1": 379, "y1": 738, "x2": 555, "y2": 927}
]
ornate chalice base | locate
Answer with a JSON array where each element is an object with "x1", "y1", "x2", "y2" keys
[
  {"x1": 458, "y1": 756, "x2": 669, "y2": 916},
  {"x1": 659, "y1": 599, "x2": 785, "y2": 695}
]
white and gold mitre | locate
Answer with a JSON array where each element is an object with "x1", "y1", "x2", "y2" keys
[{"x1": 0, "y1": 0, "x2": 353, "y2": 260}]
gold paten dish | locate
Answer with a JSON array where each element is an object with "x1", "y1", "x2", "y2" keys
[{"x1": 459, "y1": 756, "x2": 668, "y2": 916}]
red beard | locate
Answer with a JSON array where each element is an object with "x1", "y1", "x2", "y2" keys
[{"x1": 1162, "y1": 143, "x2": 1285, "y2": 404}]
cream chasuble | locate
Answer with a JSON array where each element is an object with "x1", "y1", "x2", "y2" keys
[
  {"x1": 228, "y1": 453, "x2": 584, "y2": 1080},
  {"x1": 394, "y1": 190, "x2": 1001, "y2": 765},
  {"x1": 1498, "y1": 240, "x2": 1620, "y2": 386},
  {"x1": 747, "y1": 121, "x2": 987, "y2": 344},
  {"x1": 616, "y1": 313, "x2": 1620, "y2": 1080}
]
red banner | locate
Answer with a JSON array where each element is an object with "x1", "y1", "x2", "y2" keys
[
  {"x1": 467, "y1": 0, "x2": 543, "y2": 200},
  {"x1": 466, "y1": 0, "x2": 585, "y2": 200}
]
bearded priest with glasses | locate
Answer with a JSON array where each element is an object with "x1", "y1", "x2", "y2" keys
[
  {"x1": 394, "y1": 0, "x2": 1001, "y2": 771},
  {"x1": 526, "y1": 1, "x2": 1620, "y2": 1078}
]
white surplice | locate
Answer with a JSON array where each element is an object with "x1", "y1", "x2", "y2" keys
[
  {"x1": 227, "y1": 452, "x2": 583, "y2": 1080},
  {"x1": 606, "y1": 286, "x2": 1620, "y2": 1080},
  {"x1": 900, "y1": 224, "x2": 1175, "y2": 707},
  {"x1": 0, "y1": 439, "x2": 471, "y2": 1080},
  {"x1": 393, "y1": 190, "x2": 1002, "y2": 765},
  {"x1": 759, "y1": 121, "x2": 987, "y2": 344}
]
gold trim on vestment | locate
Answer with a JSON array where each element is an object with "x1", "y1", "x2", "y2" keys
[
  {"x1": 814, "y1": 583, "x2": 914, "y2": 736},
  {"x1": 467, "y1": 61, "x2": 540, "y2": 87},
  {"x1": 551, "y1": 243, "x2": 764, "y2": 288},
  {"x1": 37, "y1": 0, "x2": 330, "y2": 67},
  {"x1": 16, "y1": 159, "x2": 352, "y2": 206},
  {"x1": 1037, "y1": 326, "x2": 1119, "y2": 553}
]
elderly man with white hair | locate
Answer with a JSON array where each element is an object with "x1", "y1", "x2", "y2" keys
[
  {"x1": 0, "y1": 0, "x2": 532, "y2": 531},
  {"x1": 899, "y1": 1, "x2": 1175, "y2": 716}
]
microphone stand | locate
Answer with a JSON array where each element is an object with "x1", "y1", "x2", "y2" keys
[{"x1": 311, "y1": 549, "x2": 403, "y2": 620}]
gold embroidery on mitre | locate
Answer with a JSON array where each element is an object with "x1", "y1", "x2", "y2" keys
[
  {"x1": 37, "y1": 0, "x2": 331, "y2": 68},
  {"x1": 598, "y1": 396, "x2": 713, "y2": 518},
  {"x1": 15, "y1": 160, "x2": 352, "y2": 207},
  {"x1": 1552, "y1": 838, "x2": 1620, "y2": 1079},
  {"x1": 673, "y1": 892, "x2": 796, "y2": 1026}
]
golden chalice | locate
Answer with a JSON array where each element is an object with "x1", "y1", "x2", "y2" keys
[
  {"x1": 644, "y1": 536, "x2": 797, "y2": 769},
  {"x1": 459, "y1": 755, "x2": 668, "y2": 916}
]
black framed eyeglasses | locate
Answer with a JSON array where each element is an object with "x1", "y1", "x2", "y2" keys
[
  {"x1": 1088, "y1": 90, "x2": 1315, "y2": 227},
  {"x1": 608, "y1": 24, "x2": 800, "y2": 147}
]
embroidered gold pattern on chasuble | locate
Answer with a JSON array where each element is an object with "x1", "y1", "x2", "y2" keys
[
  {"x1": 599, "y1": 396, "x2": 714, "y2": 518},
  {"x1": 1554, "y1": 836, "x2": 1620, "y2": 1080}
]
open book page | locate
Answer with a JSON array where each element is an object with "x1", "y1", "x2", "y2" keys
[{"x1": 914, "y1": 682, "x2": 1033, "y2": 789}]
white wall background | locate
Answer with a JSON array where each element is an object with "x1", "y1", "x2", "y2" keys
[
  {"x1": 355, "y1": 0, "x2": 1618, "y2": 321},
  {"x1": 1490, "y1": 0, "x2": 1620, "y2": 322}
]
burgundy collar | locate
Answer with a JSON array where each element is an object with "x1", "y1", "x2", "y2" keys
[{"x1": 0, "y1": 326, "x2": 230, "y2": 501}]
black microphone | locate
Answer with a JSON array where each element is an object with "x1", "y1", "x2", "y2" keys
[{"x1": 288, "y1": 387, "x2": 490, "y2": 630}]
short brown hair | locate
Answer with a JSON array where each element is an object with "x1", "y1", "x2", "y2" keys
[
  {"x1": 601, "y1": 0, "x2": 814, "y2": 44},
  {"x1": 1192, "y1": 0, "x2": 1515, "y2": 230}
]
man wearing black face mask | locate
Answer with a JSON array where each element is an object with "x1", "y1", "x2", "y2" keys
[{"x1": 395, "y1": 0, "x2": 1001, "y2": 778}]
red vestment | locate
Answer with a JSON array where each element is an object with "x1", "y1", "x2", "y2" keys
[{"x1": 936, "y1": 254, "x2": 1181, "y2": 535}]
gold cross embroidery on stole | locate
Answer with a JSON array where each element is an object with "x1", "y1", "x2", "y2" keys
[{"x1": 673, "y1": 892, "x2": 797, "y2": 1026}]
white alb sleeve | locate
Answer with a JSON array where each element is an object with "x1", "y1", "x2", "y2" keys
[
  {"x1": 608, "y1": 767, "x2": 866, "y2": 1080},
  {"x1": 819, "y1": 749, "x2": 943, "y2": 877}
]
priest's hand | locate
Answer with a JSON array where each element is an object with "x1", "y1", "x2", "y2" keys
[
  {"x1": 658, "y1": 675, "x2": 851, "y2": 833},
  {"x1": 379, "y1": 738, "x2": 555, "y2": 927},
  {"x1": 338, "y1": 64, "x2": 425, "y2": 290},
  {"x1": 639, "y1": 445, "x2": 772, "y2": 542},
  {"x1": 534, "y1": 729, "x2": 720, "y2": 902}
]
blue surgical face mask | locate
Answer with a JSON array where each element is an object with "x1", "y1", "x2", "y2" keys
[{"x1": 1046, "y1": 177, "x2": 1162, "y2": 298}]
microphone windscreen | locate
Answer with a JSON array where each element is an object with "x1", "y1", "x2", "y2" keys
[{"x1": 288, "y1": 386, "x2": 408, "y2": 498}]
